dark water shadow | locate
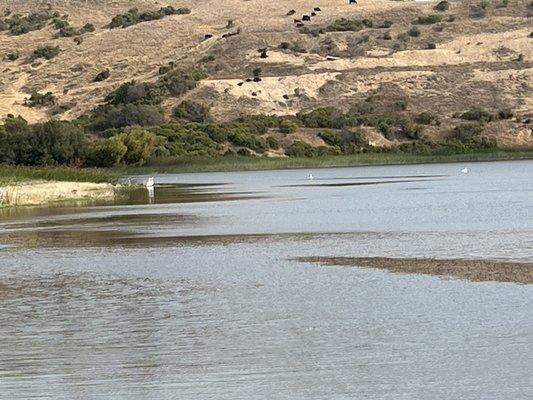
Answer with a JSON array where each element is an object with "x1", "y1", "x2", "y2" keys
[
  {"x1": 279, "y1": 178, "x2": 442, "y2": 188},
  {"x1": 314, "y1": 174, "x2": 449, "y2": 180}
]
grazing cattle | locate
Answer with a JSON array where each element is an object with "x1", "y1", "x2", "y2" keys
[
  {"x1": 287, "y1": 10, "x2": 296, "y2": 16},
  {"x1": 253, "y1": 77, "x2": 262, "y2": 82},
  {"x1": 296, "y1": 22, "x2": 304, "y2": 28},
  {"x1": 294, "y1": 19, "x2": 301, "y2": 23},
  {"x1": 282, "y1": 94, "x2": 290, "y2": 99},
  {"x1": 260, "y1": 50, "x2": 268, "y2": 59},
  {"x1": 246, "y1": 78, "x2": 252, "y2": 82},
  {"x1": 314, "y1": 7, "x2": 321, "y2": 12},
  {"x1": 311, "y1": 12, "x2": 316, "y2": 17},
  {"x1": 349, "y1": 0, "x2": 357, "y2": 4},
  {"x1": 302, "y1": 15, "x2": 311, "y2": 21},
  {"x1": 251, "y1": 92, "x2": 257, "y2": 97},
  {"x1": 204, "y1": 34, "x2": 213, "y2": 40},
  {"x1": 237, "y1": 82, "x2": 244, "y2": 86},
  {"x1": 222, "y1": 33, "x2": 228, "y2": 38}
]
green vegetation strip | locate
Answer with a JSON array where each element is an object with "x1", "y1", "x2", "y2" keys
[
  {"x1": 122, "y1": 149, "x2": 533, "y2": 174},
  {"x1": 0, "y1": 165, "x2": 117, "y2": 186}
]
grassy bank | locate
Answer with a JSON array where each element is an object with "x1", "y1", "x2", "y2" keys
[
  {"x1": 0, "y1": 165, "x2": 118, "y2": 186},
  {"x1": 121, "y1": 148, "x2": 533, "y2": 174}
]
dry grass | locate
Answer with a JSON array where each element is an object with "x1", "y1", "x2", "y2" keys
[
  {"x1": 296, "y1": 256, "x2": 533, "y2": 284},
  {"x1": 0, "y1": 0, "x2": 531, "y2": 145}
]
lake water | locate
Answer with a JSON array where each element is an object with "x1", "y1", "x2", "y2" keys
[{"x1": 1, "y1": 160, "x2": 532, "y2": 399}]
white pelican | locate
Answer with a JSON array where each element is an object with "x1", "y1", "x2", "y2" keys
[
  {"x1": 307, "y1": 173, "x2": 314, "y2": 181},
  {"x1": 146, "y1": 177, "x2": 155, "y2": 187},
  {"x1": 461, "y1": 167, "x2": 469, "y2": 174}
]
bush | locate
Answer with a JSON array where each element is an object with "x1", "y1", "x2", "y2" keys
[
  {"x1": 88, "y1": 136, "x2": 127, "y2": 167},
  {"x1": 93, "y1": 69, "x2": 110, "y2": 82},
  {"x1": 326, "y1": 18, "x2": 364, "y2": 32},
  {"x1": 460, "y1": 109, "x2": 496, "y2": 123},
  {"x1": 110, "y1": 6, "x2": 190, "y2": 28},
  {"x1": 105, "y1": 81, "x2": 161, "y2": 105},
  {"x1": 497, "y1": 109, "x2": 513, "y2": 120},
  {"x1": 115, "y1": 126, "x2": 157, "y2": 165},
  {"x1": 0, "y1": 118, "x2": 88, "y2": 166},
  {"x1": 2, "y1": 10, "x2": 57, "y2": 35},
  {"x1": 297, "y1": 107, "x2": 347, "y2": 128},
  {"x1": 278, "y1": 119, "x2": 298, "y2": 133},
  {"x1": 434, "y1": 1, "x2": 450, "y2": 12},
  {"x1": 408, "y1": 27, "x2": 421, "y2": 37},
  {"x1": 416, "y1": 15, "x2": 442, "y2": 25},
  {"x1": 158, "y1": 68, "x2": 206, "y2": 96},
  {"x1": 90, "y1": 103, "x2": 166, "y2": 131},
  {"x1": 32, "y1": 45, "x2": 60, "y2": 60},
  {"x1": 285, "y1": 141, "x2": 316, "y2": 157},
  {"x1": 266, "y1": 136, "x2": 279, "y2": 150},
  {"x1": 453, "y1": 123, "x2": 484, "y2": 142},
  {"x1": 24, "y1": 92, "x2": 56, "y2": 107},
  {"x1": 174, "y1": 101, "x2": 210, "y2": 122},
  {"x1": 415, "y1": 111, "x2": 440, "y2": 125},
  {"x1": 400, "y1": 122, "x2": 424, "y2": 140},
  {"x1": 318, "y1": 130, "x2": 341, "y2": 146}
]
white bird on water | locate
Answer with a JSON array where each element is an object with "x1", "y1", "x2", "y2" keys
[
  {"x1": 461, "y1": 167, "x2": 469, "y2": 174},
  {"x1": 146, "y1": 177, "x2": 155, "y2": 187},
  {"x1": 307, "y1": 173, "x2": 314, "y2": 181}
]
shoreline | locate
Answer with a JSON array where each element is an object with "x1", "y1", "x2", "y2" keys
[
  {"x1": 121, "y1": 149, "x2": 533, "y2": 174},
  {"x1": 296, "y1": 257, "x2": 533, "y2": 284}
]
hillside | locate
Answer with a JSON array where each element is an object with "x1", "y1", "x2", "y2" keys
[{"x1": 0, "y1": 0, "x2": 532, "y2": 161}]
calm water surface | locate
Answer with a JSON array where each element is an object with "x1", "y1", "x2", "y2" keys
[{"x1": 0, "y1": 160, "x2": 532, "y2": 399}]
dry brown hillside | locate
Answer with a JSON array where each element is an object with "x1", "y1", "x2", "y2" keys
[{"x1": 1, "y1": 0, "x2": 532, "y2": 146}]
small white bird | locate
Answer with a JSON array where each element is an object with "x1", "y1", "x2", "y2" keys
[
  {"x1": 146, "y1": 177, "x2": 155, "y2": 187},
  {"x1": 461, "y1": 167, "x2": 469, "y2": 174},
  {"x1": 307, "y1": 173, "x2": 314, "y2": 181}
]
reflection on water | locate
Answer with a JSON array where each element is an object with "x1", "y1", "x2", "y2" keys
[{"x1": 1, "y1": 161, "x2": 532, "y2": 399}]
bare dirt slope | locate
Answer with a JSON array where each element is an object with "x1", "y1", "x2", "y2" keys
[{"x1": 1, "y1": 0, "x2": 532, "y2": 145}]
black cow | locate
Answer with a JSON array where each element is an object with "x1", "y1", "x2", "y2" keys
[
  {"x1": 204, "y1": 34, "x2": 213, "y2": 40},
  {"x1": 296, "y1": 22, "x2": 304, "y2": 28},
  {"x1": 349, "y1": 0, "x2": 358, "y2": 4},
  {"x1": 311, "y1": 12, "x2": 316, "y2": 17},
  {"x1": 302, "y1": 15, "x2": 311, "y2": 21},
  {"x1": 314, "y1": 7, "x2": 321, "y2": 12},
  {"x1": 287, "y1": 10, "x2": 296, "y2": 16}
]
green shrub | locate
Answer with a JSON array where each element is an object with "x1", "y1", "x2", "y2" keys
[
  {"x1": 32, "y1": 45, "x2": 60, "y2": 60},
  {"x1": 88, "y1": 136, "x2": 127, "y2": 167},
  {"x1": 285, "y1": 141, "x2": 317, "y2": 157},
  {"x1": 326, "y1": 18, "x2": 364, "y2": 32},
  {"x1": 318, "y1": 130, "x2": 342, "y2": 146},
  {"x1": 415, "y1": 111, "x2": 440, "y2": 125},
  {"x1": 453, "y1": 123, "x2": 484, "y2": 142},
  {"x1": 174, "y1": 101, "x2": 210, "y2": 122},
  {"x1": 0, "y1": 118, "x2": 88, "y2": 166},
  {"x1": 497, "y1": 109, "x2": 513, "y2": 120},
  {"x1": 90, "y1": 103, "x2": 165, "y2": 131},
  {"x1": 278, "y1": 119, "x2": 298, "y2": 133},
  {"x1": 434, "y1": 1, "x2": 450, "y2": 12},
  {"x1": 460, "y1": 109, "x2": 496, "y2": 123},
  {"x1": 2, "y1": 10, "x2": 57, "y2": 35},
  {"x1": 400, "y1": 122, "x2": 424, "y2": 139},
  {"x1": 115, "y1": 126, "x2": 157, "y2": 165},
  {"x1": 416, "y1": 15, "x2": 442, "y2": 25},
  {"x1": 158, "y1": 68, "x2": 206, "y2": 96},
  {"x1": 24, "y1": 92, "x2": 56, "y2": 107},
  {"x1": 266, "y1": 136, "x2": 279, "y2": 150},
  {"x1": 110, "y1": 6, "x2": 190, "y2": 29},
  {"x1": 297, "y1": 107, "x2": 347, "y2": 128},
  {"x1": 408, "y1": 27, "x2": 421, "y2": 37}
]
